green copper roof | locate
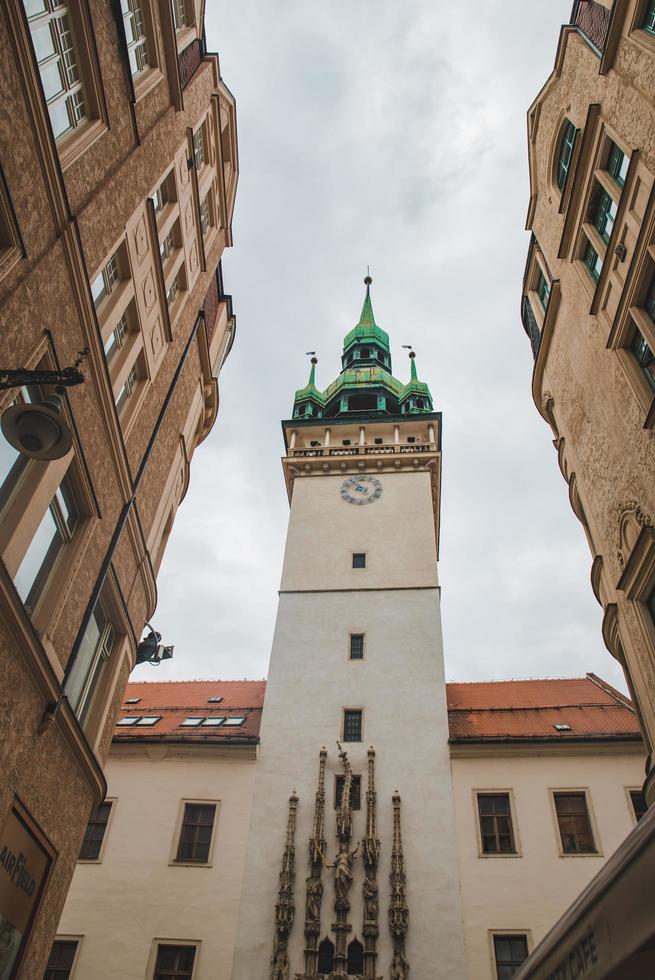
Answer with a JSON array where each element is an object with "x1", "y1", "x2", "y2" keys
[
  {"x1": 291, "y1": 277, "x2": 434, "y2": 419},
  {"x1": 342, "y1": 282, "x2": 390, "y2": 353}
]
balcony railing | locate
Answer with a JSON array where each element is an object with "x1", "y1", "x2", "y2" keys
[
  {"x1": 289, "y1": 443, "x2": 437, "y2": 458},
  {"x1": 571, "y1": 0, "x2": 611, "y2": 53}
]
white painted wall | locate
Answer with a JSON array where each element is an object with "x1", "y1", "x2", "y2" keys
[
  {"x1": 232, "y1": 468, "x2": 466, "y2": 978},
  {"x1": 451, "y1": 747, "x2": 646, "y2": 979},
  {"x1": 58, "y1": 744, "x2": 257, "y2": 980}
]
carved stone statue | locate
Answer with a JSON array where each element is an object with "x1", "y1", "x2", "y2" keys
[
  {"x1": 305, "y1": 875, "x2": 323, "y2": 922},
  {"x1": 390, "y1": 947, "x2": 409, "y2": 980},
  {"x1": 363, "y1": 875, "x2": 378, "y2": 922},
  {"x1": 271, "y1": 940, "x2": 288, "y2": 980},
  {"x1": 329, "y1": 843, "x2": 359, "y2": 903}
]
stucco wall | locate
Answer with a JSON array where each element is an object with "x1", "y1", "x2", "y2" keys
[
  {"x1": 232, "y1": 467, "x2": 466, "y2": 979},
  {"x1": 58, "y1": 744, "x2": 257, "y2": 980},
  {"x1": 452, "y1": 747, "x2": 645, "y2": 979}
]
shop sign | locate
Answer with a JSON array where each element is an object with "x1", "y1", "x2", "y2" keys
[{"x1": 0, "y1": 805, "x2": 52, "y2": 980}]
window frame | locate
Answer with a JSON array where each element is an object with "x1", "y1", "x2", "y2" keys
[
  {"x1": 555, "y1": 119, "x2": 577, "y2": 193},
  {"x1": 120, "y1": 0, "x2": 162, "y2": 100},
  {"x1": 352, "y1": 552, "x2": 366, "y2": 569},
  {"x1": 474, "y1": 790, "x2": 520, "y2": 858},
  {"x1": 550, "y1": 789, "x2": 601, "y2": 857},
  {"x1": 626, "y1": 787, "x2": 648, "y2": 824},
  {"x1": 607, "y1": 251, "x2": 655, "y2": 423},
  {"x1": 342, "y1": 707, "x2": 363, "y2": 743},
  {"x1": 334, "y1": 774, "x2": 362, "y2": 811},
  {"x1": 0, "y1": 370, "x2": 97, "y2": 637},
  {"x1": 170, "y1": 800, "x2": 219, "y2": 867},
  {"x1": 0, "y1": 163, "x2": 25, "y2": 284},
  {"x1": 489, "y1": 931, "x2": 531, "y2": 980},
  {"x1": 148, "y1": 940, "x2": 200, "y2": 980},
  {"x1": 19, "y1": 0, "x2": 108, "y2": 169},
  {"x1": 44, "y1": 936, "x2": 82, "y2": 980},
  {"x1": 78, "y1": 798, "x2": 115, "y2": 863},
  {"x1": 349, "y1": 633, "x2": 365, "y2": 661}
]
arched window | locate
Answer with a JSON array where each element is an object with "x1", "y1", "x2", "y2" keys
[
  {"x1": 317, "y1": 937, "x2": 334, "y2": 974},
  {"x1": 347, "y1": 938, "x2": 364, "y2": 974},
  {"x1": 556, "y1": 120, "x2": 576, "y2": 191}
]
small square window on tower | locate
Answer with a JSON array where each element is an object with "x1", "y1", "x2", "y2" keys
[
  {"x1": 343, "y1": 709, "x2": 362, "y2": 742},
  {"x1": 352, "y1": 553, "x2": 366, "y2": 569},
  {"x1": 349, "y1": 634, "x2": 364, "y2": 660},
  {"x1": 335, "y1": 775, "x2": 361, "y2": 810}
]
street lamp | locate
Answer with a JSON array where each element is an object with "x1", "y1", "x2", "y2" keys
[
  {"x1": 0, "y1": 350, "x2": 88, "y2": 461},
  {"x1": 135, "y1": 623, "x2": 174, "y2": 666}
]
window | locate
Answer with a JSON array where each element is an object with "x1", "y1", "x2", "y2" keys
[
  {"x1": 352, "y1": 553, "x2": 366, "y2": 569},
  {"x1": 91, "y1": 252, "x2": 120, "y2": 308},
  {"x1": 317, "y1": 938, "x2": 334, "y2": 975},
  {"x1": 116, "y1": 715, "x2": 160, "y2": 726},
  {"x1": 22, "y1": 0, "x2": 87, "y2": 141},
  {"x1": 648, "y1": 583, "x2": 655, "y2": 626},
  {"x1": 583, "y1": 240, "x2": 602, "y2": 282},
  {"x1": 207, "y1": 696, "x2": 223, "y2": 703},
  {"x1": 121, "y1": 0, "x2": 149, "y2": 76},
  {"x1": 115, "y1": 361, "x2": 141, "y2": 416},
  {"x1": 167, "y1": 271, "x2": 181, "y2": 307},
  {"x1": 172, "y1": 0, "x2": 188, "y2": 32},
  {"x1": 199, "y1": 194, "x2": 211, "y2": 236},
  {"x1": 593, "y1": 187, "x2": 618, "y2": 243},
  {"x1": 556, "y1": 120, "x2": 576, "y2": 191},
  {"x1": 153, "y1": 171, "x2": 175, "y2": 217},
  {"x1": 553, "y1": 723, "x2": 571, "y2": 731},
  {"x1": 223, "y1": 716, "x2": 245, "y2": 726},
  {"x1": 642, "y1": 0, "x2": 655, "y2": 33},
  {"x1": 103, "y1": 311, "x2": 129, "y2": 363},
  {"x1": 125, "y1": 696, "x2": 141, "y2": 704},
  {"x1": 554, "y1": 792, "x2": 597, "y2": 853},
  {"x1": 14, "y1": 472, "x2": 78, "y2": 611},
  {"x1": 153, "y1": 944, "x2": 196, "y2": 980},
  {"x1": 200, "y1": 717, "x2": 224, "y2": 727},
  {"x1": 343, "y1": 709, "x2": 362, "y2": 742},
  {"x1": 176, "y1": 802, "x2": 216, "y2": 862},
  {"x1": 493, "y1": 934, "x2": 529, "y2": 979},
  {"x1": 335, "y1": 774, "x2": 361, "y2": 810},
  {"x1": 630, "y1": 327, "x2": 655, "y2": 392},
  {"x1": 44, "y1": 939, "x2": 79, "y2": 980},
  {"x1": 181, "y1": 716, "x2": 203, "y2": 726},
  {"x1": 536, "y1": 270, "x2": 550, "y2": 311},
  {"x1": 160, "y1": 229, "x2": 175, "y2": 262},
  {"x1": 630, "y1": 789, "x2": 647, "y2": 821},
  {"x1": 347, "y1": 939, "x2": 364, "y2": 975},
  {"x1": 79, "y1": 800, "x2": 112, "y2": 860},
  {"x1": 64, "y1": 592, "x2": 115, "y2": 725},
  {"x1": 193, "y1": 126, "x2": 206, "y2": 171},
  {"x1": 607, "y1": 141, "x2": 629, "y2": 188},
  {"x1": 477, "y1": 794, "x2": 516, "y2": 854},
  {"x1": 349, "y1": 634, "x2": 364, "y2": 660}
]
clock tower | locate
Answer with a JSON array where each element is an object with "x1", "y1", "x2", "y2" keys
[{"x1": 231, "y1": 278, "x2": 466, "y2": 979}]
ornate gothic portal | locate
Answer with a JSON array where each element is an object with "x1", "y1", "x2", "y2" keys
[{"x1": 270, "y1": 746, "x2": 408, "y2": 980}]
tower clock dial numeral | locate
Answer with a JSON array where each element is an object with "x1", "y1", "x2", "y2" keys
[{"x1": 340, "y1": 476, "x2": 383, "y2": 505}]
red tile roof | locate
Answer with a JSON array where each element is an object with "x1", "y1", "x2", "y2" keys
[
  {"x1": 114, "y1": 680, "x2": 265, "y2": 743},
  {"x1": 113, "y1": 674, "x2": 641, "y2": 745},
  {"x1": 446, "y1": 674, "x2": 641, "y2": 742}
]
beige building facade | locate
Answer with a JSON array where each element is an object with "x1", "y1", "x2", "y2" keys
[
  {"x1": 54, "y1": 676, "x2": 645, "y2": 980},
  {"x1": 0, "y1": 0, "x2": 238, "y2": 974},
  {"x1": 448, "y1": 676, "x2": 644, "y2": 980},
  {"x1": 56, "y1": 680, "x2": 263, "y2": 980},
  {"x1": 521, "y1": 0, "x2": 655, "y2": 802}
]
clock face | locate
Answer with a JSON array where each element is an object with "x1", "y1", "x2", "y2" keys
[{"x1": 340, "y1": 476, "x2": 383, "y2": 505}]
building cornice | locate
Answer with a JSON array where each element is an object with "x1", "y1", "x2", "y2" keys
[{"x1": 449, "y1": 734, "x2": 643, "y2": 759}]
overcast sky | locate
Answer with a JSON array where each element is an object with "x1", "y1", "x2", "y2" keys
[{"x1": 133, "y1": 1, "x2": 626, "y2": 692}]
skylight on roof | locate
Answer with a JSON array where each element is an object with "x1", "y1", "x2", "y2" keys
[
  {"x1": 181, "y1": 717, "x2": 204, "y2": 727},
  {"x1": 207, "y1": 697, "x2": 223, "y2": 703},
  {"x1": 223, "y1": 716, "x2": 245, "y2": 727},
  {"x1": 125, "y1": 697, "x2": 141, "y2": 704},
  {"x1": 553, "y1": 723, "x2": 572, "y2": 731},
  {"x1": 117, "y1": 715, "x2": 160, "y2": 727},
  {"x1": 201, "y1": 717, "x2": 225, "y2": 727}
]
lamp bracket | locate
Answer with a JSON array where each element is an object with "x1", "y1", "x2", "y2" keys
[{"x1": 0, "y1": 349, "x2": 90, "y2": 391}]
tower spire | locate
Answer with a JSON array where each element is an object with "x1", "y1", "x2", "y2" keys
[{"x1": 358, "y1": 271, "x2": 376, "y2": 328}]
